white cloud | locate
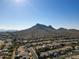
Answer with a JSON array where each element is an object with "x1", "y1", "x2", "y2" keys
[{"x1": 0, "y1": 25, "x2": 27, "y2": 30}]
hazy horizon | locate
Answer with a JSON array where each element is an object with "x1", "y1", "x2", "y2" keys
[
  {"x1": 0, "y1": 0, "x2": 79, "y2": 30},
  {"x1": 0, "y1": 23, "x2": 79, "y2": 31}
]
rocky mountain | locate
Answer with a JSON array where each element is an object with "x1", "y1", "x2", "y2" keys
[
  {"x1": 15, "y1": 23, "x2": 56, "y2": 39},
  {"x1": 0, "y1": 23, "x2": 79, "y2": 40},
  {"x1": 14, "y1": 23, "x2": 79, "y2": 39}
]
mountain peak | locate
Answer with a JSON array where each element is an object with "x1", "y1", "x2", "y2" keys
[
  {"x1": 57, "y1": 28, "x2": 67, "y2": 32},
  {"x1": 36, "y1": 23, "x2": 42, "y2": 25},
  {"x1": 34, "y1": 23, "x2": 55, "y2": 30},
  {"x1": 34, "y1": 23, "x2": 48, "y2": 28},
  {"x1": 48, "y1": 25, "x2": 55, "y2": 30},
  {"x1": 36, "y1": 23, "x2": 46, "y2": 26}
]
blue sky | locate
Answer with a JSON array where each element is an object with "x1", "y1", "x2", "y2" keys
[{"x1": 0, "y1": 0, "x2": 79, "y2": 30}]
